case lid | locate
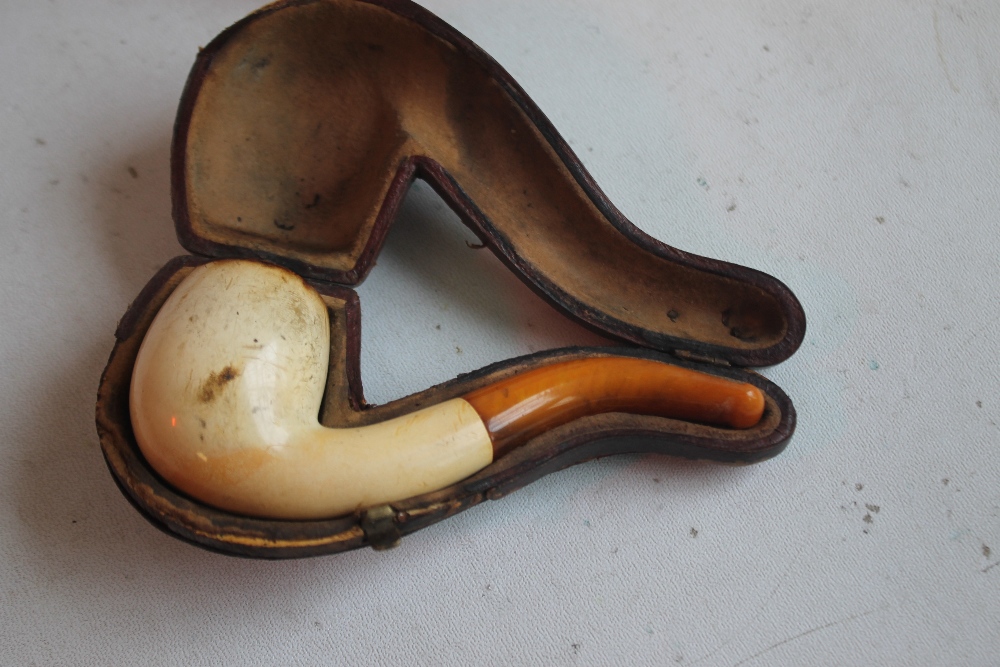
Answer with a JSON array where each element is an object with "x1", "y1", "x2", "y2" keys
[{"x1": 171, "y1": 0, "x2": 805, "y2": 367}]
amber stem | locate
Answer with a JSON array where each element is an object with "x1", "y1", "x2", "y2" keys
[{"x1": 462, "y1": 357, "x2": 765, "y2": 458}]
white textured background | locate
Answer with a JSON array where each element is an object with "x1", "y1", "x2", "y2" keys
[{"x1": 2, "y1": 1, "x2": 998, "y2": 665}]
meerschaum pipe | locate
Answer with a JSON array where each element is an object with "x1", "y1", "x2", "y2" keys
[{"x1": 130, "y1": 260, "x2": 764, "y2": 519}]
